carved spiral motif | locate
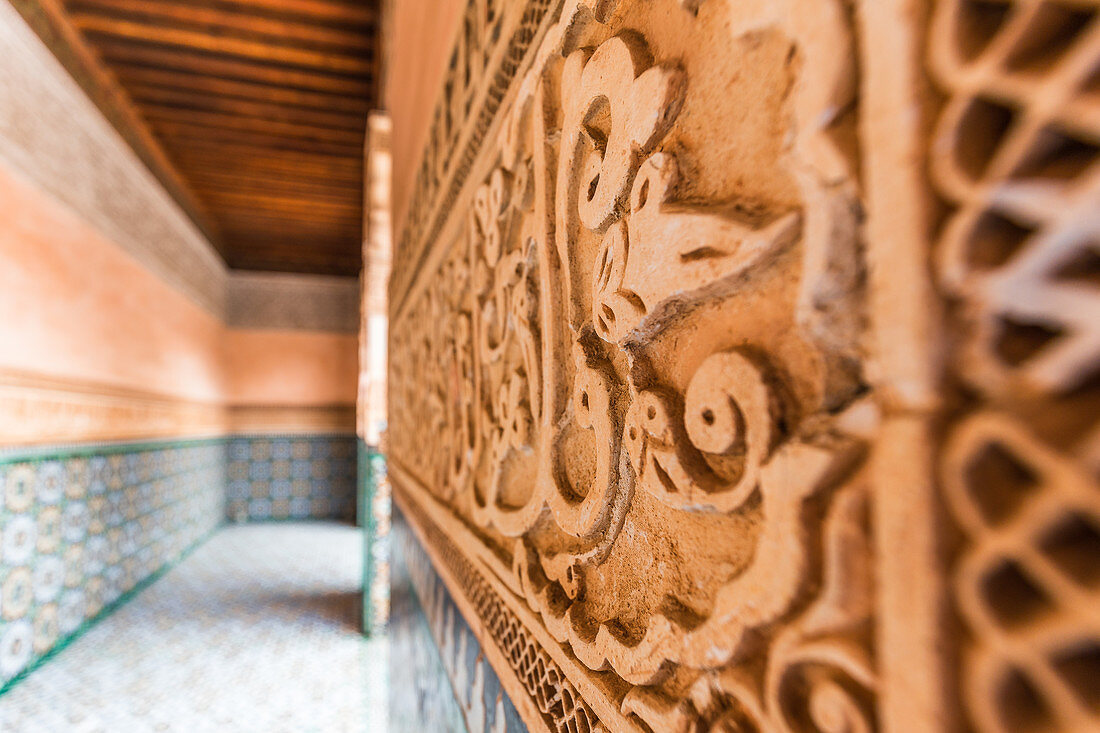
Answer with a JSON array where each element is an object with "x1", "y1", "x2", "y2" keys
[{"x1": 628, "y1": 349, "x2": 784, "y2": 512}]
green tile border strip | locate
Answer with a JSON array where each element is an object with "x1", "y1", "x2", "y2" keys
[
  {"x1": 0, "y1": 436, "x2": 227, "y2": 465},
  {"x1": 393, "y1": 568, "x2": 472, "y2": 732},
  {"x1": 0, "y1": 523, "x2": 220, "y2": 698},
  {"x1": 0, "y1": 432, "x2": 358, "y2": 465},
  {"x1": 359, "y1": 441, "x2": 375, "y2": 636},
  {"x1": 359, "y1": 442, "x2": 388, "y2": 638}
]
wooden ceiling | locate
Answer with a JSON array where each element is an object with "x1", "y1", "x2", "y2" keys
[{"x1": 16, "y1": 0, "x2": 379, "y2": 276}]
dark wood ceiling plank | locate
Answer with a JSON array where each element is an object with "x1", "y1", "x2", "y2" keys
[
  {"x1": 128, "y1": 84, "x2": 367, "y2": 132},
  {"x1": 72, "y1": 16, "x2": 373, "y2": 74},
  {"x1": 171, "y1": 149, "x2": 362, "y2": 183},
  {"x1": 195, "y1": 187, "x2": 361, "y2": 212},
  {"x1": 152, "y1": 0, "x2": 378, "y2": 28},
  {"x1": 149, "y1": 120, "x2": 363, "y2": 157},
  {"x1": 96, "y1": 42, "x2": 372, "y2": 95},
  {"x1": 180, "y1": 170, "x2": 360, "y2": 201},
  {"x1": 200, "y1": 193, "x2": 360, "y2": 215},
  {"x1": 177, "y1": 162, "x2": 361, "y2": 189},
  {"x1": 225, "y1": 254, "x2": 361, "y2": 269},
  {"x1": 143, "y1": 108, "x2": 365, "y2": 146},
  {"x1": 222, "y1": 213, "x2": 361, "y2": 231},
  {"x1": 110, "y1": 65, "x2": 372, "y2": 116},
  {"x1": 224, "y1": 240, "x2": 362, "y2": 254},
  {"x1": 222, "y1": 239, "x2": 362, "y2": 255},
  {"x1": 66, "y1": 0, "x2": 374, "y2": 52},
  {"x1": 223, "y1": 259, "x2": 361, "y2": 277}
]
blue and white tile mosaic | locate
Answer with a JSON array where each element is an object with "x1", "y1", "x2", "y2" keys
[
  {"x1": 390, "y1": 506, "x2": 526, "y2": 733},
  {"x1": 225, "y1": 435, "x2": 357, "y2": 523},
  {"x1": 0, "y1": 442, "x2": 226, "y2": 688},
  {"x1": 359, "y1": 445, "x2": 390, "y2": 637}
]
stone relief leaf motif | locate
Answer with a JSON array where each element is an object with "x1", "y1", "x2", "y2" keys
[
  {"x1": 388, "y1": 0, "x2": 876, "y2": 729},
  {"x1": 593, "y1": 153, "x2": 801, "y2": 344},
  {"x1": 559, "y1": 35, "x2": 685, "y2": 234},
  {"x1": 621, "y1": 482, "x2": 878, "y2": 732},
  {"x1": 624, "y1": 349, "x2": 789, "y2": 513}
]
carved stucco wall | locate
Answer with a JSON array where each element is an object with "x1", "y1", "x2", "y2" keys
[{"x1": 385, "y1": 0, "x2": 1100, "y2": 731}]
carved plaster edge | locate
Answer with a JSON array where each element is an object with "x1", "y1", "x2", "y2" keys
[
  {"x1": 0, "y1": 369, "x2": 354, "y2": 445},
  {"x1": 390, "y1": 0, "x2": 568, "y2": 318},
  {"x1": 226, "y1": 272, "x2": 361, "y2": 334},
  {"x1": 390, "y1": 459, "x2": 647, "y2": 733}
]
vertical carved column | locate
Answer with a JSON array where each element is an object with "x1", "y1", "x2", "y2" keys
[
  {"x1": 361, "y1": 113, "x2": 393, "y2": 447},
  {"x1": 860, "y1": 1, "x2": 948, "y2": 730}
]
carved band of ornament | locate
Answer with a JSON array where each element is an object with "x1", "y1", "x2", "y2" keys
[
  {"x1": 393, "y1": 452, "x2": 880, "y2": 733},
  {"x1": 927, "y1": 5, "x2": 1100, "y2": 729},
  {"x1": 0, "y1": 370, "x2": 355, "y2": 444},
  {"x1": 390, "y1": 0, "x2": 880, "y2": 729},
  {"x1": 391, "y1": 0, "x2": 563, "y2": 313},
  {"x1": 392, "y1": 475, "x2": 609, "y2": 733}
]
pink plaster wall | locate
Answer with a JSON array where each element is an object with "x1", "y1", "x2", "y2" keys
[
  {"x1": 385, "y1": 0, "x2": 465, "y2": 241},
  {"x1": 0, "y1": 161, "x2": 226, "y2": 402},
  {"x1": 223, "y1": 330, "x2": 359, "y2": 406},
  {"x1": 0, "y1": 160, "x2": 358, "y2": 408}
]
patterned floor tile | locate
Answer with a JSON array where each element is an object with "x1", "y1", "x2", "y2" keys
[{"x1": 0, "y1": 523, "x2": 387, "y2": 733}]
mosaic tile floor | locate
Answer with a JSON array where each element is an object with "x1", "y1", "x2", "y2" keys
[{"x1": 0, "y1": 523, "x2": 387, "y2": 732}]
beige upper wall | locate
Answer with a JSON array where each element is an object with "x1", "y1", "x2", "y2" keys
[{"x1": 384, "y1": 0, "x2": 465, "y2": 242}]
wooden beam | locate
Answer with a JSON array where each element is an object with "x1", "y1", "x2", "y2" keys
[
  {"x1": 221, "y1": 211, "x2": 362, "y2": 230},
  {"x1": 96, "y1": 42, "x2": 372, "y2": 95},
  {"x1": 111, "y1": 64, "x2": 372, "y2": 116},
  {"x1": 143, "y1": 108, "x2": 365, "y2": 147},
  {"x1": 124, "y1": 0, "x2": 380, "y2": 27},
  {"x1": 170, "y1": 147, "x2": 362, "y2": 181},
  {"x1": 148, "y1": 120, "x2": 363, "y2": 157},
  {"x1": 224, "y1": 238, "x2": 360, "y2": 252},
  {"x1": 177, "y1": 162, "x2": 361, "y2": 188},
  {"x1": 73, "y1": 15, "x2": 374, "y2": 74},
  {"x1": 200, "y1": 191, "x2": 360, "y2": 216},
  {"x1": 66, "y1": 0, "x2": 375, "y2": 52},
  {"x1": 128, "y1": 85, "x2": 367, "y2": 131},
  {"x1": 222, "y1": 259, "x2": 361, "y2": 276},
  {"x1": 179, "y1": 170, "x2": 361, "y2": 201}
]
